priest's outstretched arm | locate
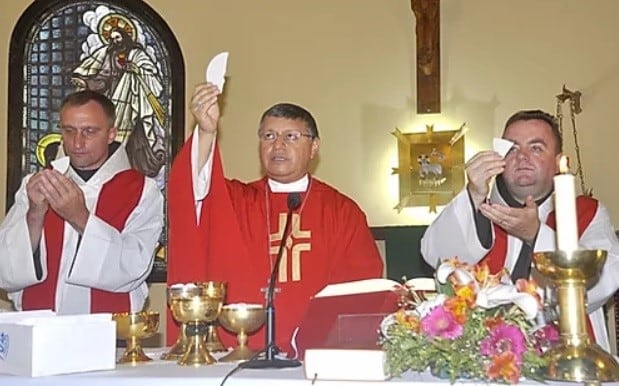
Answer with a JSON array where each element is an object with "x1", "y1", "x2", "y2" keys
[
  {"x1": 185, "y1": 82, "x2": 222, "y2": 213},
  {"x1": 190, "y1": 82, "x2": 221, "y2": 172}
]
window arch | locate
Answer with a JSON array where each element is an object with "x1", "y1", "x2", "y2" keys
[{"x1": 7, "y1": 0, "x2": 185, "y2": 282}]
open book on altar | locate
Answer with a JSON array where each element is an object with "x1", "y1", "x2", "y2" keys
[{"x1": 293, "y1": 277, "x2": 435, "y2": 360}]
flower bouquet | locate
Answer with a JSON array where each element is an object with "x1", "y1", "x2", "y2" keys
[{"x1": 380, "y1": 259, "x2": 557, "y2": 384}]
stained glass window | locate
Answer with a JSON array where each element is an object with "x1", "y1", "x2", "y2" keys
[{"x1": 8, "y1": 0, "x2": 185, "y2": 282}]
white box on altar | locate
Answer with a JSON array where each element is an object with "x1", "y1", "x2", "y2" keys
[
  {"x1": 0, "y1": 310, "x2": 116, "y2": 377},
  {"x1": 304, "y1": 348, "x2": 389, "y2": 381}
]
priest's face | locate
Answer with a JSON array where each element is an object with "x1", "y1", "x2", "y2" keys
[
  {"x1": 502, "y1": 119, "x2": 561, "y2": 201},
  {"x1": 60, "y1": 100, "x2": 117, "y2": 170},
  {"x1": 259, "y1": 116, "x2": 320, "y2": 183}
]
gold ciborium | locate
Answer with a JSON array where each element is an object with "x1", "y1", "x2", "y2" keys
[
  {"x1": 112, "y1": 311, "x2": 160, "y2": 365},
  {"x1": 168, "y1": 281, "x2": 226, "y2": 366},
  {"x1": 218, "y1": 303, "x2": 266, "y2": 362},
  {"x1": 533, "y1": 250, "x2": 619, "y2": 383}
]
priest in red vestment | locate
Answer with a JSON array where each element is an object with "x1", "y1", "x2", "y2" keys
[
  {"x1": 421, "y1": 110, "x2": 619, "y2": 352},
  {"x1": 167, "y1": 82, "x2": 383, "y2": 356}
]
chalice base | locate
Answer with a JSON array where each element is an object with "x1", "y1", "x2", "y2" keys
[
  {"x1": 161, "y1": 337, "x2": 189, "y2": 361},
  {"x1": 542, "y1": 342, "x2": 619, "y2": 382},
  {"x1": 118, "y1": 345, "x2": 152, "y2": 365},
  {"x1": 219, "y1": 345, "x2": 257, "y2": 362},
  {"x1": 178, "y1": 339, "x2": 217, "y2": 366}
]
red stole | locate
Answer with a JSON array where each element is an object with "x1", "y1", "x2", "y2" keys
[
  {"x1": 480, "y1": 196, "x2": 598, "y2": 272},
  {"x1": 21, "y1": 169, "x2": 145, "y2": 313}
]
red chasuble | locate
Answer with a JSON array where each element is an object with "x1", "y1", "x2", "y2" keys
[
  {"x1": 21, "y1": 169, "x2": 145, "y2": 313},
  {"x1": 167, "y1": 136, "x2": 383, "y2": 354}
]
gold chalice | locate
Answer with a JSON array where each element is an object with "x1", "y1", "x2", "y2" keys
[
  {"x1": 168, "y1": 281, "x2": 226, "y2": 366},
  {"x1": 218, "y1": 303, "x2": 266, "y2": 362},
  {"x1": 112, "y1": 311, "x2": 160, "y2": 365}
]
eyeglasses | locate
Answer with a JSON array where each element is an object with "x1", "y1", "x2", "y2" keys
[{"x1": 258, "y1": 130, "x2": 314, "y2": 143}]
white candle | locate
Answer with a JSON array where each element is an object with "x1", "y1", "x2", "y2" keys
[{"x1": 553, "y1": 156, "x2": 579, "y2": 252}]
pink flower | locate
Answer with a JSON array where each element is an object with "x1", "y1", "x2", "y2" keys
[
  {"x1": 480, "y1": 323, "x2": 527, "y2": 364},
  {"x1": 532, "y1": 324, "x2": 560, "y2": 354},
  {"x1": 420, "y1": 306, "x2": 463, "y2": 340}
]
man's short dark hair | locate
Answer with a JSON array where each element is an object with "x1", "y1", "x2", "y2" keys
[
  {"x1": 503, "y1": 109, "x2": 562, "y2": 154},
  {"x1": 60, "y1": 90, "x2": 116, "y2": 127},
  {"x1": 260, "y1": 103, "x2": 319, "y2": 138}
]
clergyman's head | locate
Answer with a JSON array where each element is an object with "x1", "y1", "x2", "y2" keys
[{"x1": 257, "y1": 103, "x2": 320, "y2": 183}]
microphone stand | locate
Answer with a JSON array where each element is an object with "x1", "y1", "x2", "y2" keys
[{"x1": 240, "y1": 193, "x2": 302, "y2": 369}]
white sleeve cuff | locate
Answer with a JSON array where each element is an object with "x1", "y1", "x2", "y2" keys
[{"x1": 191, "y1": 126, "x2": 215, "y2": 201}]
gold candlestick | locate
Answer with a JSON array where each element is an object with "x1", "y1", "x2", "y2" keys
[{"x1": 533, "y1": 250, "x2": 619, "y2": 383}]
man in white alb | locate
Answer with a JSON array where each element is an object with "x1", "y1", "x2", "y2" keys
[{"x1": 421, "y1": 109, "x2": 619, "y2": 352}]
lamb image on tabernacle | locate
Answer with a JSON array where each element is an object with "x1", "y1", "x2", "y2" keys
[{"x1": 416, "y1": 148, "x2": 446, "y2": 187}]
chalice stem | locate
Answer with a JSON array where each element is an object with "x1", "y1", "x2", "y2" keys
[
  {"x1": 128, "y1": 336, "x2": 139, "y2": 352},
  {"x1": 556, "y1": 280, "x2": 589, "y2": 346},
  {"x1": 178, "y1": 322, "x2": 216, "y2": 366},
  {"x1": 238, "y1": 330, "x2": 248, "y2": 348}
]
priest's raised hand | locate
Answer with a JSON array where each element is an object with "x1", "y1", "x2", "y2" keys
[
  {"x1": 190, "y1": 81, "x2": 221, "y2": 171},
  {"x1": 35, "y1": 169, "x2": 89, "y2": 234}
]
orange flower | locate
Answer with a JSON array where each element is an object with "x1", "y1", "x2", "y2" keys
[
  {"x1": 473, "y1": 262, "x2": 490, "y2": 284},
  {"x1": 486, "y1": 351, "x2": 521, "y2": 384},
  {"x1": 485, "y1": 268, "x2": 507, "y2": 288},
  {"x1": 444, "y1": 296, "x2": 469, "y2": 324},
  {"x1": 395, "y1": 309, "x2": 420, "y2": 332},
  {"x1": 484, "y1": 316, "x2": 504, "y2": 331},
  {"x1": 441, "y1": 257, "x2": 466, "y2": 269},
  {"x1": 454, "y1": 283, "x2": 476, "y2": 307},
  {"x1": 515, "y1": 278, "x2": 539, "y2": 295}
]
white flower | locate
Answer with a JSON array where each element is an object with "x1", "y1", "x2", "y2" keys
[
  {"x1": 380, "y1": 311, "x2": 419, "y2": 338},
  {"x1": 415, "y1": 294, "x2": 447, "y2": 318},
  {"x1": 476, "y1": 283, "x2": 539, "y2": 320},
  {"x1": 436, "y1": 260, "x2": 477, "y2": 287},
  {"x1": 436, "y1": 259, "x2": 539, "y2": 320}
]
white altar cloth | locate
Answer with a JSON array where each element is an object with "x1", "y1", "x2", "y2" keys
[{"x1": 1, "y1": 348, "x2": 617, "y2": 386}]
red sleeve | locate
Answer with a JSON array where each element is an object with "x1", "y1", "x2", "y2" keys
[{"x1": 166, "y1": 138, "x2": 251, "y2": 345}]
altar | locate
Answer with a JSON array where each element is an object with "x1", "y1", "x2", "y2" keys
[{"x1": 1, "y1": 349, "x2": 618, "y2": 386}]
